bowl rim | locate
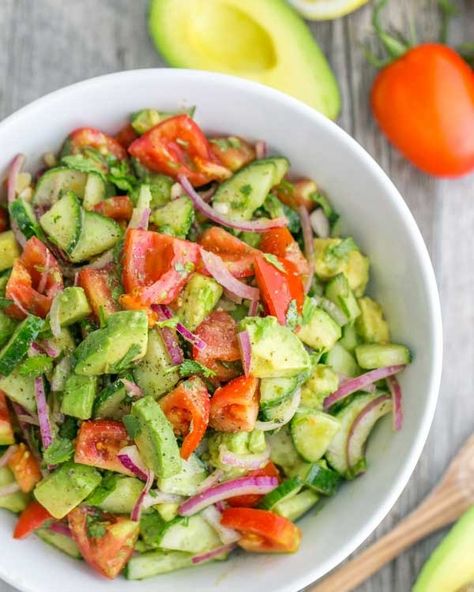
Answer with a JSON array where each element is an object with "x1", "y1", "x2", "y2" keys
[{"x1": 0, "y1": 68, "x2": 443, "y2": 592}]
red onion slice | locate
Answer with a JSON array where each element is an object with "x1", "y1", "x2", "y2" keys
[
  {"x1": 248, "y1": 298, "x2": 259, "y2": 317},
  {"x1": 179, "y1": 475, "x2": 278, "y2": 516},
  {"x1": 299, "y1": 205, "x2": 315, "y2": 295},
  {"x1": 131, "y1": 469, "x2": 154, "y2": 522},
  {"x1": 7, "y1": 154, "x2": 27, "y2": 247},
  {"x1": 142, "y1": 491, "x2": 183, "y2": 510},
  {"x1": 0, "y1": 482, "x2": 21, "y2": 497},
  {"x1": 323, "y1": 365, "x2": 406, "y2": 410},
  {"x1": 202, "y1": 505, "x2": 240, "y2": 544},
  {"x1": 49, "y1": 522, "x2": 72, "y2": 537},
  {"x1": 255, "y1": 141, "x2": 267, "y2": 160},
  {"x1": 121, "y1": 378, "x2": 143, "y2": 398},
  {"x1": 195, "y1": 470, "x2": 224, "y2": 494},
  {"x1": 179, "y1": 174, "x2": 287, "y2": 233},
  {"x1": 117, "y1": 445, "x2": 149, "y2": 481},
  {"x1": 48, "y1": 292, "x2": 63, "y2": 338},
  {"x1": 237, "y1": 331, "x2": 251, "y2": 377},
  {"x1": 310, "y1": 208, "x2": 330, "y2": 238},
  {"x1": 219, "y1": 444, "x2": 270, "y2": 469},
  {"x1": 34, "y1": 376, "x2": 53, "y2": 449},
  {"x1": 255, "y1": 388, "x2": 302, "y2": 431},
  {"x1": 36, "y1": 339, "x2": 61, "y2": 358},
  {"x1": 346, "y1": 393, "x2": 393, "y2": 475},
  {"x1": 154, "y1": 305, "x2": 207, "y2": 351},
  {"x1": 37, "y1": 248, "x2": 52, "y2": 295},
  {"x1": 0, "y1": 445, "x2": 18, "y2": 468},
  {"x1": 87, "y1": 249, "x2": 114, "y2": 270},
  {"x1": 387, "y1": 375, "x2": 403, "y2": 431},
  {"x1": 191, "y1": 543, "x2": 237, "y2": 565},
  {"x1": 201, "y1": 249, "x2": 260, "y2": 302},
  {"x1": 154, "y1": 305, "x2": 184, "y2": 365}
]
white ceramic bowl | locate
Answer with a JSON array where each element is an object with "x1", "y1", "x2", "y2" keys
[{"x1": 0, "y1": 69, "x2": 442, "y2": 592}]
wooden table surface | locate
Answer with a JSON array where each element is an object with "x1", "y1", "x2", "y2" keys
[{"x1": 0, "y1": 1, "x2": 472, "y2": 591}]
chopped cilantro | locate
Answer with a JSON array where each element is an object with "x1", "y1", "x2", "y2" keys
[
  {"x1": 61, "y1": 154, "x2": 106, "y2": 178},
  {"x1": 43, "y1": 437, "x2": 74, "y2": 465},
  {"x1": 176, "y1": 359, "x2": 216, "y2": 379},
  {"x1": 108, "y1": 160, "x2": 138, "y2": 193},
  {"x1": 239, "y1": 184, "x2": 252, "y2": 197},
  {"x1": 86, "y1": 513, "x2": 107, "y2": 539},
  {"x1": 59, "y1": 416, "x2": 78, "y2": 440}
]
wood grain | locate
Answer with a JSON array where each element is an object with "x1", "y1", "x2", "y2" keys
[{"x1": 0, "y1": 1, "x2": 473, "y2": 591}]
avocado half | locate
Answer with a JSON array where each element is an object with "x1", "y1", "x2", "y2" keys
[
  {"x1": 148, "y1": 0, "x2": 341, "y2": 120},
  {"x1": 413, "y1": 506, "x2": 474, "y2": 592}
]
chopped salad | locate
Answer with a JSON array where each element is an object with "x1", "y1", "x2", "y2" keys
[{"x1": 0, "y1": 107, "x2": 411, "y2": 580}]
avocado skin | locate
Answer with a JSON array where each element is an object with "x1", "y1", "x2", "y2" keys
[
  {"x1": 413, "y1": 506, "x2": 474, "y2": 592},
  {"x1": 34, "y1": 462, "x2": 101, "y2": 519},
  {"x1": 131, "y1": 396, "x2": 181, "y2": 478}
]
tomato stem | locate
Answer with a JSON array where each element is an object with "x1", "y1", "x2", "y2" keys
[{"x1": 372, "y1": 0, "x2": 410, "y2": 60}]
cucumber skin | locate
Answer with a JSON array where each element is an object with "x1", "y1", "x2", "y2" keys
[
  {"x1": 0, "y1": 315, "x2": 43, "y2": 376},
  {"x1": 355, "y1": 343, "x2": 411, "y2": 369},
  {"x1": 259, "y1": 477, "x2": 303, "y2": 510}
]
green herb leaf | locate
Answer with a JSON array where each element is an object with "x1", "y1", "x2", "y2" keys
[
  {"x1": 262, "y1": 253, "x2": 285, "y2": 273},
  {"x1": 43, "y1": 437, "x2": 74, "y2": 465},
  {"x1": 123, "y1": 414, "x2": 141, "y2": 439},
  {"x1": 61, "y1": 155, "x2": 106, "y2": 178},
  {"x1": 108, "y1": 160, "x2": 138, "y2": 193},
  {"x1": 59, "y1": 416, "x2": 78, "y2": 440},
  {"x1": 176, "y1": 359, "x2": 216, "y2": 379},
  {"x1": 0, "y1": 297, "x2": 13, "y2": 309},
  {"x1": 86, "y1": 513, "x2": 107, "y2": 539},
  {"x1": 18, "y1": 355, "x2": 53, "y2": 377}
]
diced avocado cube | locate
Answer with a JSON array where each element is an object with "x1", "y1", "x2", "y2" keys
[
  {"x1": 325, "y1": 273, "x2": 361, "y2": 323},
  {"x1": 61, "y1": 374, "x2": 98, "y2": 419},
  {"x1": 134, "y1": 328, "x2": 179, "y2": 398},
  {"x1": 177, "y1": 273, "x2": 223, "y2": 331},
  {"x1": 314, "y1": 238, "x2": 369, "y2": 296},
  {"x1": 157, "y1": 454, "x2": 207, "y2": 496},
  {"x1": 298, "y1": 305, "x2": 341, "y2": 352},
  {"x1": 0, "y1": 311, "x2": 18, "y2": 349},
  {"x1": 301, "y1": 364, "x2": 339, "y2": 409},
  {"x1": 0, "y1": 369, "x2": 36, "y2": 413},
  {"x1": 155, "y1": 502, "x2": 180, "y2": 522},
  {"x1": 131, "y1": 396, "x2": 181, "y2": 478},
  {"x1": 34, "y1": 462, "x2": 101, "y2": 519},
  {"x1": 131, "y1": 108, "x2": 161, "y2": 135},
  {"x1": 0, "y1": 466, "x2": 29, "y2": 512},
  {"x1": 241, "y1": 316, "x2": 311, "y2": 378},
  {"x1": 290, "y1": 408, "x2": 340, "y2": 463},
  {"x1": 151, "y1": 196, "x2": 194, "y2": 239},
  {"x1": 74, "y1": 311, "x2": 148, "y2": 375},
  {"x1": 88, "y1": 475, "x2": 144, "y2": 514},
  {"x1": 355, "y1": 297, "x2": 390, "y2": 344},
  {"x1": 0, "y1": 231, "x2": 20, "y2": 272},
  {"x1": 56, "y1": 287, "x2": 92, "y2": 327}
]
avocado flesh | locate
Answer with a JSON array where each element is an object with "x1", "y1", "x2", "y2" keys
[
  {"x1": 413, "y1": 507, "x2": 474, "y2": 592},
  {"x1": 149, "y1": 0, "x2": 340, "y2": 119}
]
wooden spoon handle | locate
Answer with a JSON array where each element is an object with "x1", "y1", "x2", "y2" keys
[{"x1": 309, "y1": 483, "x2": 466, "y2": 592}]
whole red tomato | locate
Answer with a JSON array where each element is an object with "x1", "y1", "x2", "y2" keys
[{"x1": 371, "y1": 43, "x2": 474, "y2": 177}]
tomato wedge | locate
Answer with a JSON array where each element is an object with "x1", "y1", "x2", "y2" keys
[
  {"x1": 198, "y1": 227, "x2": 258, "y2": 278},
  {"x1": 121, "y1": 229, "x2": 200, "y2": 311},
  {"x1": 0, "y1": 208, "x2": 8, "y2": 232},
  {"x1": 68, "y1": 507, "x2": 139, "y2": 579},
  {"x1": 254, "y1": 254, "x2": 304, "y2": 325},
  {"x1": 5, "y1": 237, "x2": 63, "y2": 319},
  {"x1": 13, "y1": 500, "x2": 53, "y2": 539},
  {"x1": 128, "y1": 114, "x2": 230, "y2": 187},
  {"x1": 221, "y1": 508, "x2": 301, "y2": 553},
  {"x1": 274, "y1": 179, "x2": 317, "y2": 212},
  {"x1": 0, "y1": 390, "x2": 15, "y2": 445},
  {"x1": 160, "y1": 376, "x2": 210, "y2": 460},
  {"x1": 8, "y1": 443, "x2": 42, "y2": 493},
  {"x1": 227, "y1": 462, "x2": 280, "y2": 507},
  {"x1": 68, "y1": 127, "x2": 127, "y2": 160},
  {"x1": 78, "y1": 267, "x2": 119, "y2": 320},
  {"x1": 193, "y1": 311, "x2": 241, "y2": 381},
  {"x1": 209, "y1": 137, "x2": 256, "y2": 172},
  {"x1": 210, "y1": 375, "x2": 259, "y2": 433},
  {"x1": 74, "y1": 419, "x2": 132, "y2": 475},
  {"x1": 114, "y1": 123, "x2": 138, "y2": 150},
  {"x1": 93, "y1": 196, "x2": 133, "y2": 221},
  {"x1": 259, "y1": 228, "x2": 310, "y2": 276}
]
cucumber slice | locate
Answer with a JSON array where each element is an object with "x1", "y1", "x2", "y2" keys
[
  {"x1": 69, "y1": 211, "x2": 122, "y2": 263},
  {"x1": 0, "y1": 230, "x2": 21, "y2": 272},
  {"x1": 260, "y1": 387, "x2": 300, "y2": 422},
  {"x1": 33, "y1": 167, "x2": 88, "y2": 207},
  {"x1": 260, "y1": 376, "x2": 299, "y2": 412},
  {"x1": 0, "y1": 315, "x2": 43, "y2": 376},
  {"x1": 355, "y1": 343, "x2": 411, "y2": 369},
  {"x1": 39, "y1": 191, "x2": 82, "y2": 253},
  {"x1": 159, "y1": 514, "x2": 221, "y2": 554},
  {"x1": 93, "y1": 378, "x2": 131, "y2": 419},
  {"x1": 324, "y1": 342, "x2": 360, "y2": 377},
  {"x1": 274, "y1": 489, "x2": 319, "y2": 522},
  {"x1": 157, "y1": 454, "x2": 207, "y2": 496},
  {"x1": 96, "y1": 477, "x2": 144, "y2": 513},
  {"x1": 151, "y1": 196, "x2": 194, "y2": 239},
  {"x1": 259, "y1": 476, "x2": 302, "y2": 510},
  {"x1": 134, "y1": 328, "x2": 180, "y2": 398},
  {"x1": 125, "y1": 550, "x2": 192, "y2": 580},
  {"x1": 325, "y1": 273, "x2": 361, "y2": 324},
  {"x1": 267, "y1": 427, "x2": 302, "y2": 475},
  {"x1": 36, "y1": 528, "x2": 81, "y2": 558},
  {"x1": 290, "y1": 408, "x2": 340, "y2": 462},
  {"x1": 213, "y1": 158, "x2": 288, "y2": 221},
  {"x1": 292, "y1": 460, "x2": 341, "y2": 495},
  {"x1": 9, "y1": 199, "x2": 44, "y2": 240},
  {"x1": 0, "y1": 311, "x2": 18, "y2": 349},
  {"x1": 325, "y1": 393, "x2": 383, "y2": 476},
  {"x1": 339, "y1": 324, "x2": 360, "y2": 352},
  {"x1": 83, "y1": 172, "x2": 107, "y2": 209}
]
